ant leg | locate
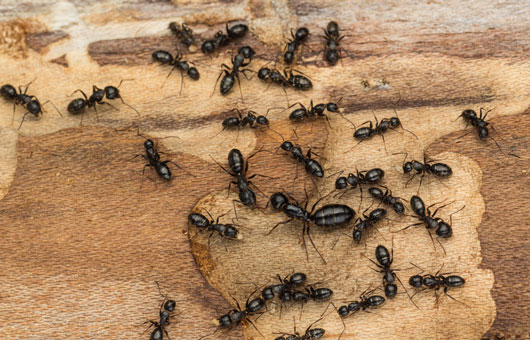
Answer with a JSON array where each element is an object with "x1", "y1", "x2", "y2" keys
[
  {"x1": 435, "y1": 237, "x2": 447, "y2": 255},
  {"x1": 235, "y1": 74, "x2": 245, "y2": 103},
  {"x1": 17, "y1": 111, "x2": 33, "y2": 130},
  {"x1": 342, "y1": 140, "x2": 363, "y2": 154},
  {"x1": 116, "y1": 96, "x2": 140, "y2": 116},
  {"x1": 305, "y1": 225, "x2": 327, "y2": 264},
  {"x1": 266, "y1": 218, "x2": 293, "y2": 235},
  {"x1": 444, "y1": 287, "x2": 469, "y2": 307},
  {"x1": 393, "y1": 222, "x2": 424, "y2": 233},
  {"x1": 178, "y1": 70, "x2": 185, "y2": 95},
  {"x1": 161, "y1": 65, "x2": 178, "y2": 88},
  {"x1": 489, "y1": 135, "x2": 506, "y2": 155},
  {"x1": 380, "y1": 133, "x2": 388, "y2": 155},
  {"x1": 211, "y1": 70, "x2": 227, "y2": 97}
]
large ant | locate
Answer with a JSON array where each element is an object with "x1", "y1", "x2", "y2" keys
[
  {"x1": 188, "y1": 211, "x2": 242, "y2": 246},
  {"x1": 335, "y1": 287, "x2": 385, "y2": 339},
  {"x1": 169, "y1": 22, "x2": 195, "y2": 47},
  {"x1": 368, "y1": 187, "x2": 405, "y2": 215},
  {"x1": 267, "y1": 192, "x2": 356, "y2": 263},
  {"x1": 214, "y1": 48, "x2": 254, "y2": 98},
  {"x1": 399, "y1": 153, "x2": 452, "y2": 188},
  {"x1": 457, "y1": 108, "x2": 506, "y2": 155},
  {"x1": 201, "y1": 22, "x2": 248, "y2": 54},
  {"x1": 152, "y1": 50, "x2": 200, "y2": 93},
  {"x1": 67, "y1": 80, "x2": 139, "y2": 123},
  {"x1": 135, "y1": 138, "x2": 183, "y2": 181},
  {"x1": 1, "y1": 81, "x2": 62, "y2": 130},
  {"x1": 274, "y1": 318, "x2": 325, "y2": 340},
  {"x1": 398, "y1": 195, "x2": 464, "y2": 254},
  {"x1": 283, "y1": 27, "x2": 310, "y2": 64},
  {"x1": 350, "y1": 113, "x2": 418, "y2": 154},
  {"x1": 409, "y1": 263, "x2": 466, "y2": 307},
  {"x1": 352, "y1": 207, "x2": 387, "y2": 243},
  {"x1": 322, "y1": 21, "x2": 345, "y2": 66}
]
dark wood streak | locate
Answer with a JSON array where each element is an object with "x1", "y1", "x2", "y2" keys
[{"x1": 26, "y1": 30, "x2": 69, "y2": 52}]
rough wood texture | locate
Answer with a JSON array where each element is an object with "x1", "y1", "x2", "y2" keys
[{"x1": 0, "y1": 0, "x2": 529, "y2": 339}]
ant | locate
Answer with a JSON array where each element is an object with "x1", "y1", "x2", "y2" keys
[
  {"x1": 67, "y1": 80, "x2": 139, "y2": 123},
  {"x1": 267, "y1": 191, "x2": 356, "y2": 263},
  {"x1": 1, "y1": 81, "x2": 62, "y2": 130},
  {"x1": 322, "y1": 21, "x2": 346, "y2": 66},
  {"x1": 398, "y1": 152, "x2": 452, "y2": 188},
  {"x1": 217, "y1": 108, "x2": 282, "y2": 140},
  {"x1": 335, "y1": 168, "x2": 385, "y2": 197},
  {"x1": 188, "y1": 211, "x2": 242, "y2": 247},
  {"x1": 287, "y1": 100, "x2": 340, "y2": 127},
  {"x1": 214, "y1": 49, "x2": 254, "y2": 98},
  {"x1": 362, "y1": 243, "x2": 409, "y2": 299},
  {"x1": 201, "y1": 22, "x2": 248, "y2": 54},
  {"x1": 409, "y1": 263, "x2": 466, "y2": 307},
  {"x1": 144, "y1": 282, "x2": 178, "y2": 340},
  {"x1": 152, "y1": 50, "x2": 200, "y2": 93},
  {"x1": 168, "y1": 22, "x2": 195, "y2": 47},
  {"x1": 135, "y1": 138, "x2": 183, "y2": 181},
  {"x1": 258, "y1": 66, "x2": 313, "y2": 91},
  {"x1": 350, "y1": 113, "x2": 418, "y2": 154},
  {"x1": 397, "y1": 195, "x2": 464, "y2": 254},
  {"x1": 283, "y1": 27, "x2": 310, "y2": 64},
  {"x1": 274, "y1": 317, "x2": 325, "y2": 340},
  {"x1": 352, "y1": 207, "x2": 387, "y2": 243},
  {"x1": 457, "y1": 108, "x2": 507, "y2": 155},
  {"x1": 279, "y1": 141, "x2": 325, "y2": 178},
  {"x1": 368, "y1": 187, "x2": 405, "y2": 215},
  {"x1": 334, "y1": 287, "x2": 385, "y2": 340}
]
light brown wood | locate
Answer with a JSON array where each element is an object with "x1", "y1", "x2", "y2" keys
[{"x1": 0, "y1": 1, "x2": 529, "y2": 339}]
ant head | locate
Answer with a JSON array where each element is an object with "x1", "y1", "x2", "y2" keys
[
  {"x1": 144, "y1": 139, "x2": 155, "y2": 149},
  {"x1": 409, "y1": 275, "x2": 423, "y2": 287},
  {"x1": 257, "y1": 67, "x2": 271, "y2": 80},
  {"x1": 256, "y1": 115, "x2": 269, "y2": 126},
  {"x1": 27, "y1": 100, "x2": 42, "y2": 115},
  {"x1": 104, "y1": 85, "x2": 120, "y2": 99},
  {"x1": 295, "y1": 27, "x2": 309, "y2": 41},
  {"x1": 201, "y1": 40, "x2": 216, "y2": 54},
  {"x1": 461, "y1": 109, "x2": 477, "y2": 120},
  {"x1": 238, "y1": 45, "x2": 255, "y2": 59},
  {"x1": 403, "y1": 161, "x2": 413, "y2": 173},
  {"x1": 163, "y1": 299, "x2": 176, "y2": 312},
  {"x1": 390, "y1": 117, "x2": 400, "y2": 127},
  {"x1": 280, "y1": 141, "x2": 293, "y2": 151},
  {"x1": 326, "y1": 21, "x2": 339, "y2": 35}
]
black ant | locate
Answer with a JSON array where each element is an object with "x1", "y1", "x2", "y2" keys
[
  {"x1": 398, "y1": 152, "x2": 452, "y2": 188},
  {"x1": 279, "y1": 141, "x2": 325, "y2": 178},
  {"x1": 267, "y1": 191, "x2": 356, "y2": 263},
  {"x1": 283, "y1": 27, "x2": 310, "y2": 64},
  {"x1": 334, "y1": 287, "x2": 385, "y2": 340},
  {"x1": 274, "y1": 317, "x2": 325, "y2": 340},
  {"x1": 1, "y1": 81, "x2": 62, "y2": 130},
  {"x1": 67, "y1": 80, "x2": 139, "y2": 124},
  {"x1": 188, "y1": 211, "x2": 242, "y2": 247},
  {"x1": 168, "y1": 22, "x2": 195, "y2": 47},
  {"x1": 397, "y1": 195, "x2": 464, "y2": 254},
  {"x1": 201, "y1": 22, "x2": 248, "y2": 54},
  {"x1": 214, "y1": 49, "x2": 254, "y2": 98},
  {"x1": 352, "y1": 207, "x2": 387, "y2": 243},
  {"x1": 457, "y1": 108, "x2": 506, "y2": 155},
  {"x1": 134, "y1": 138, "x2": 183, "y2": 181},
  {"x1": 217, "y1": 108, "x2": 282, "y2": 140},
  {"x1": 368, "y1": 187, "x2": 405, "y2": 215},
  {"x1": 258, "y1": 66, "x2": 312, "y2": 91},
  {"x1": 350, "y1": 113, "x2": 418, "y2": 154},
  {"x1": 152, "y1": 50, "x2": 199, "y2": 93},
  {"x1": 323, "y1": 21, "x2": 345, "y2": 66},
  {"x1": 409, "y1": 263, "x2": 466, "y2": 307},
  {"x1": 287, "y1": 100, "x2": 340, "y2": 127},
  {"x1": 335, "y1": 168, "x2": 385, "y2": 197},
  {"x1": 144, "y1": 282, "x2": 178, "y2": 340}
]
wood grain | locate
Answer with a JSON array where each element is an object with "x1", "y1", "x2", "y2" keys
[{"x1": 0, "y1": 0, "x2": 529, "y2": 339}]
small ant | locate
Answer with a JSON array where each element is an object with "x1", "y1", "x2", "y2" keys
[
  {"x1": 283, "y1": 27, "x2": 310, "y2": 64},
  {"x1": 399, "y1": 152, "x2": 452, "y2": 188},
  {"x1": 335, "y1": 168, "x2": 385, "y2": 196},
  {"x1": 268, "y1": 191, "x2": 356, "y2": 263},
  {"x1": 350, "y1": 113, "x2": 418, "y2": 154},
  {"x1": 201, "y1": 22, "x2": 248, "y2": 54},
  {"x1": 335, "y1": 287, "x2": 385, "y2": 340},
  {"x1": 274, "y1": 317, "x2": 325, "y2": 340},
  {"x1": 457, "y1": 108, "x2": 506, "y2": 155},
  {"x1": 323, "y1": 21, "x2": 345, "y2": 66},
  {"x1": 214, "y1": 49, "x2": 254, "y2": 98},
  {"x1": 352, "y1": 207, "x2": 387, "y2": 243},
  {"x1": 145, "y1": 282, "x2": 178, "y2": 340},
  {"x1": 258, "y1": 66, "x2": 312, "y2": 91},
  {"x1": 280, "y1": 141, "x2": 324, "y2": 178},
  {"x1": 152, "y1": 50, "x2": 200, "y2": 93},
  {"x1": 1, "y1": 81, "x2": 62, "y2": 130},
  {"x1": 368, "y1": 187, "x2": 405, "y2": 215},
  {"x1": 287, "y1": 100, "x2": 340, "y2": 127},
  {"x1": 217, "y1": 108, "x2": 282, "y2": 139},
  {"x1": 135, "y1": 138, "x2": 183, "y2": 181},
  {"x1": 188, "y1": 211, "x2": 242, "y2": 246},
  {"x1": 169, "y1": 22, "x2": 195, "y2": 47},
  {"x1": 409, "y1": 263, "x2": 466, "y2": 307},
  {"x1": 398, "y1": 195, "x2": 464, "y2": 254},
  {"x1": 67, "y1": 80, "x2": 139, "y2": 123}
]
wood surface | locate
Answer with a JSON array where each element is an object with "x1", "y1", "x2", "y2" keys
[{"x1": 0, "y1": 0, "x2": 529, "y2": 339}]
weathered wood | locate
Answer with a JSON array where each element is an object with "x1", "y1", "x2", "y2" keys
[{"x1": 0, "y1": 0, "x2": 529, "y2": 339}]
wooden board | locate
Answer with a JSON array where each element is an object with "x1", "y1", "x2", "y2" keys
[{"x1": 0, "y1": 1, "x2": 529, "y2": 339}]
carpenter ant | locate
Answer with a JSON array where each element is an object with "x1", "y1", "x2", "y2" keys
[
  {"x1": 1, "y1": 81, "x2": 62, "y2": 130},
  {"x1": 287, "y1": 100, "x2": 340, "y2": 127},
  {"x1": 214, "y1": 50, "x2": 253, "y2": 98},
  {"x1": 335, "y1": 287, "x2": 385, "y2": 339},
  {"x1": 398, "y1": 195, "x2": 464, "y2": 254},
  {"x1": 323, "y1": 21, "x2": 345, "y2": 66},
  {"x1": 350, "y1": 113, "x2": 418, "y2": 154},
  {"x1": 457, "y1": 108, "x2": 506, "y2": 155},
  {"x1": 268, "y1": 191, "x2": 356, "y2": 263},
  {"x1": 188, "y1": 211, "x2": 242, "y2": 246},
  {"x1": 368, "y1": 187, "x2": 405, "y2": 215},
  {"x1": 200, "y1": 22, "x2": 248, "y2": 54},
  {"x1": 274, "y1": 317, "x2": 325, "y2": 340},
  {"x1": 258, "y1": 66, "x2": 312, "y2": 91},
  {"x1": 279, "y1": 141, "x2": 325, "y2": 178},
  {"x1": 352, "y1": 207, "x2": 387, "y2": 243},
  {"x1": 169, "y1": 22, "x2": 195, "y2": 47},
  {"x1": 335, "y1": 168, "x2": 385, "y2": 197},
  {"x1": 409, "y1": 263, "x2": 466, "y2": 307},
  {"x1": 283, "y1": 27, "x2": 310, "y2": 64},
  {"x1": 152, "y1": 50, "x2": 199, "y2": 93},
  {"x1": 135, "y1": 138, "x2": 183, "y2": 181},
  {"x1": 217, "y1": 108, "x2": 282, "y2": 139},
  {"x1": 145, "y1": 282, "x2": 178, "y2": 340},
  {"x1": 399, "y1": 153, "x2": 452, "y2": 188}
]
